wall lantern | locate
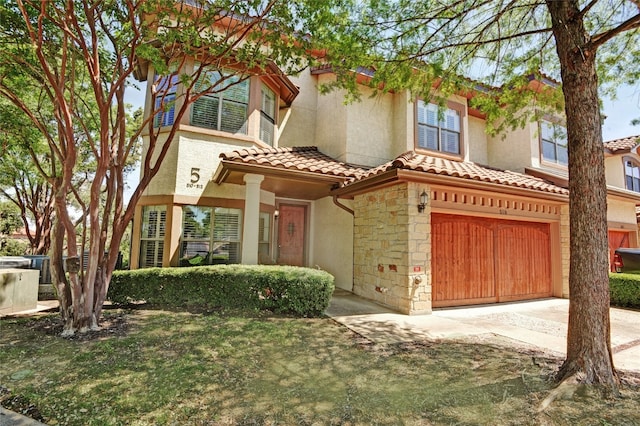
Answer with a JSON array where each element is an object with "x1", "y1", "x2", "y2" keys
[{"x1": 417, "y1": 190, "x2": 428, "y2": 213}]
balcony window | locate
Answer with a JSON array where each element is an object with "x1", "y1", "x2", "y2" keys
[
  {"x1": 153, "y1": 75, "x2": 179, "y2": 127},
  {"x1": 260, "y1": 85, "x2": 276, "y2": 146},
  {"x1": 191, "y1": 70, "x2": 249, "y2": 134},
  {"x1": 416, "y1": 101, "x2": 461, "y2": 155}
]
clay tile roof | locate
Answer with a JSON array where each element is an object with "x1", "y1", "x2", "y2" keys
[
  {"x1": 219, "y1": 146, "x2": 369, "y2": 179},
  {"x1": 604, "y1": 135, "x2": 640, "y2": 153},
  {"x1": 352, "y1": 152, "x2": 569, "y2": 195}
]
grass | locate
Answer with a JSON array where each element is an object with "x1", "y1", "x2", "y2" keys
[{"x1": 2, "y1": 308, "x2": 640, "y2": 425}]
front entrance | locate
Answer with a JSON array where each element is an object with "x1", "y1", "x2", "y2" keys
[
  {"x1": 276, "y1": 204, "x2": 307, "y2": 266},
  {"x1": 431, "y1": 213, "x2": 553, "y2": 307}
]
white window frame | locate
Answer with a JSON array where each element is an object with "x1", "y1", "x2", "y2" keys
[
  {"x1": 190, "y1": 68, "x2": 249, "y2": 134},
  {"x1": 416, "y1": 100, "x2": 462, "y2": 155},
  {"x1": 139, "y1": 206, "x2": 166, "y2": 268},
  {"x1": 260, "y1": 85, "x2": 277, "y2": 146},
  {"x1": 540, "y1": 120, "x2": 568, "y2": 166}
]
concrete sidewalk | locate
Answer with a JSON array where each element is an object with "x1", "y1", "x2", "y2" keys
[
  {"x1": 326, "y1": 290, "x2": 640, "y2": 373},
  {"x1": 0, "y1": 407, "x2": 46, "y2": 426}
]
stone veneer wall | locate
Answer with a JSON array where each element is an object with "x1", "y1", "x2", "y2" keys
[{"x1": 353, "y1": 182, "x2": 432, "y2": 314}]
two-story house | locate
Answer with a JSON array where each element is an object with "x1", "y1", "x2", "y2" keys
[{"x1": 130, "y1": 61, "x2": 640, "y2": 315}]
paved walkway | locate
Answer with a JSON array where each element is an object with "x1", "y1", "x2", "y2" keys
[{"x1": 326, "y1": 289, "x2": 640, "y2": 373}]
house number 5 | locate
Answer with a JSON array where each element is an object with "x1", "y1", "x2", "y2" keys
[{"x1": 190, "y1": 168, "x2": 200, "y2": 183}]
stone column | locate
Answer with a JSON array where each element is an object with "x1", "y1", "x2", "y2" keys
[{"x1": 241, "y1": 174, "x2": 265, "y2": 264}]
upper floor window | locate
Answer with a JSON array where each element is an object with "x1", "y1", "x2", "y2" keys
[
  {"x1": 153, "y1": 75, "x2": 179, "y2": 127},
  {"x1": 540, "y1": 120, "x2": 568, "y2": 166},
  {"x1": 625, "y1": 158, "x2": 640, "y2": 192},
  {"x1": 191, "y1": 70, "x2": 249, "y2": 134},
  {"x1": 260, "y1": 85, "x2": 276, "y2": 146},
  {"x1": 416, "y1": 100, "x2": 461, "y2": 155}
]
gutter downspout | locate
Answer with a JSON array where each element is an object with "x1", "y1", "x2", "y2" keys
[{"x1": 333, "y1": 195, "x2": 354, "y2": 216}]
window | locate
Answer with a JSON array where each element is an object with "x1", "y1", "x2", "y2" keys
[
  {"x1": 260, "y1": 85, "x2": 276, "y2": 145},
  {"x1": 540, "y1": 120, "x2": 568, "y2": 166},
  {"x1": 625, "y1": 158, "x2": 640, "y2": 192},
  {"x1": 258, "y1": 212, "x2": 271, "y2": 261},
  {"x1": 180, "y1": 206, "x2": 242, "y2": 265},
  {"x1": 139, "y1": 206, "x2": 166, "y2": 268},
  {"x1": 191, "y1": 69, "x2": 249, "y2": 134},
  {"x1": 416, "y1": 101, "x2": 461, "y2": 155},
  {"x1": 153, "y1": 75, "x2": 178, "y2": 127}
]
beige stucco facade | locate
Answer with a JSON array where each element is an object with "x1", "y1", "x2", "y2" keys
[{"x1": 132, "y1": 64, "x2": 640, "y2": 314}]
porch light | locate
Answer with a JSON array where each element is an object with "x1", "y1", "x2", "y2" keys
[{"x1": 417, "y1": 190, "x2": 428, "y2": 213}]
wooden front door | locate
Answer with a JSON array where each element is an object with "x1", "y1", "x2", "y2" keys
[
  {"x1": 608, "y1": 230, "x2": 631, "y2": 272},
  {"x1": 432, "y1": 213, "x2": 552, "y2": 307},
  {"x1": 277, "y1": 204, "x2": 306, "y2": 266}
]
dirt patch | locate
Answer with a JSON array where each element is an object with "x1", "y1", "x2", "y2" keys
[
  {"x1": 0, "y1": 385, "x2": 46, "y2": 423},
  {"x1": 25, "y1": 311, "x2": 129, "y2": 341}
]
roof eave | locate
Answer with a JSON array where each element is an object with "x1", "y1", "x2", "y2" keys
[{"x1": 333, "y1": 169, "x2": 569, "y2": 202}]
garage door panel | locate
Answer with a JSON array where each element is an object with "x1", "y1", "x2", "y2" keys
[
  {"x1": 432, "y1": 214, "x2": 552, "y2": 307},
  {"x1": 432, "y1": 215, "x2": 494, "y2": 303},
  {"x1": 495, "y1": 223, "x2": 552, "y2": 299}
]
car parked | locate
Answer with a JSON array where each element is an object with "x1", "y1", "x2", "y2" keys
[{"x1": 613, "y1": 248, "x2": 640, "y2": 274}]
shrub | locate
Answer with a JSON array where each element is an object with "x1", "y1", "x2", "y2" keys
[
  {"x1": 609, "y1": 273, "x2": 640, "y2": 308},
  {"x1": 108, "y1": 265, "x2": 335, "y2": 317}
]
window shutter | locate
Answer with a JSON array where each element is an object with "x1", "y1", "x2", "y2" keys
[
  {"x1": 213, "y1": 210, "x2": 241, "y2": 241},
  {"x1": 220, "y1": 101, "x2": 247, "y2": 133},
  {"x1": 441, "y1": 130, "x2": 460, "y2": 154},
  {"x1": 191, "y1": 96, "x2": 219, "y2": 129}
]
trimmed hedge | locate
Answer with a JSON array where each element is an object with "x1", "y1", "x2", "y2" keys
[
  {"x1": 108, "y1": 265, "x2": 335, "y2": 317},
  {"x1": 610, "y1": 273, "x2": 640, "y2": 309}
]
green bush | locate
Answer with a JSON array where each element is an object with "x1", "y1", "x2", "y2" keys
[
  {"x1": 609, "y1": 273, "x2": 640, "y2": 308},
  {"x1": 108, "y1": 265, "x2": 335, "y2": 317}
]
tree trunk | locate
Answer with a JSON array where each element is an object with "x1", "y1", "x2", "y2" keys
[{"x1": 547, "y1": 0, "x2": 617, "y2": 386}]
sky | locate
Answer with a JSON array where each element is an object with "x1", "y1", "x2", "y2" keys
[{"x1": 602, "y1": 84, "x2": 640, "y2": 141}]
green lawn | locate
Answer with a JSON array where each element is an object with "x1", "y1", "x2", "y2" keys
[{"x1": 1, "y1": 308, "x2": 639, "y2": 425}]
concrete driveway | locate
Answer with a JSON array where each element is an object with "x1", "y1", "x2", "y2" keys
[{"x1": 326, "y1": 290, "x2": 640, "y2": 373}]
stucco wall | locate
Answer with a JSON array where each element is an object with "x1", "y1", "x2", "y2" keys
[
  {"x1": 487, "y1": 121, "x2": 538, "y2": 172},
  {"x1": 279, "y1": 70, "x2": 319, "y2": 148},
  {"x1": 467, "y1": 116, "x2": 488, "y2": 165},
  {"x1": 310, "y1": 196, "x2": 354, "y2": 290},
  {"x1": 142, "y1": 131, "x2": 257, "y2": 198},
  {"x1": 344, "y1": 88, "x2": 396, "y2": 166},
  {"x1": 605, "y1": 155, "x2": 627, "y2": 189},
  {"x1": 353, "y1": 182, "x2": 431, "y2": 314},
  {"x1": 608, "y1": 198, "x2": 638, "y2": 224},
  {"x1": 393, "y1": 90, "x2": 414, "y2": 154}
]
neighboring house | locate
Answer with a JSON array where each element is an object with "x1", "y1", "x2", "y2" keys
[{"x1": 130, "y1": 60, "x2": 640, "y2": 314}]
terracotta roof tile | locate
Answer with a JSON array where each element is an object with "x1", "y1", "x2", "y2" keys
[
  {"x1": 221, "y1": 147, "x2": 568, "y2": 196},
  {"x1": 352, "y1": 152, "x2": 569, "y2": 195},
  {"x1": 604, "y1": 135, "x2": 640, "y2": 153},
  {"x1": 219, "y1": 146, "x2": 368, "y2": 179}
]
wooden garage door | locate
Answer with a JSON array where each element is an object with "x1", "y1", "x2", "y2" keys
[
  {"x1": 608, "y1": 230, "x2": 630, "y2": 272},
  {"x1": 432, "y1": 213, "x2": 552, "y2": 307}
]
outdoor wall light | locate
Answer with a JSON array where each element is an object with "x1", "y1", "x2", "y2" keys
[
  {"x1": 417, "y1": 190, "x2": 428, "y2": 213},
  {"x1": 274, "y1": 209, "x2": 279, "y2": 220}
]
